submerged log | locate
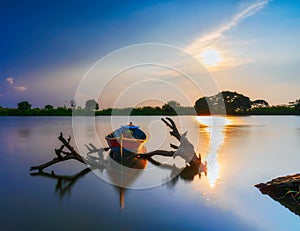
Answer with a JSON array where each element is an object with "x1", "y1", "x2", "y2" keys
[{"x1": 255, "y1": 173, "x2": 300, "y2": 217}]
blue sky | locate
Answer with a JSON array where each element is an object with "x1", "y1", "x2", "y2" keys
[{"x1": 0, "y1": 0, "x2": 299, "y2": 108}]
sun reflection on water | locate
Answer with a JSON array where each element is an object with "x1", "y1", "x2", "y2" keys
[{"x1": 195, "y1": 116, "x2": 232, "y2": 188}]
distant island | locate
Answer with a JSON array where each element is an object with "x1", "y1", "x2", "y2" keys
[{"x1": 0, "y1": 91, "x2": 299, "y2": 116}]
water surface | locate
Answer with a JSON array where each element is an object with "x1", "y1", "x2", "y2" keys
[{"x1": 0, "y1": 116, "x2": 299, "y2": 230}]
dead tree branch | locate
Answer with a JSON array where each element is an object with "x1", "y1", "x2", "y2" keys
[
  {"x1": 30, "y1": 133, "x2": 84, "y2": 172},
  {"x1": 136, "y1": 150, "x2": 175, "y2": 158},
  {"x1": 161, "y1": 117, "x2": 181, "y2": 141},
  {"x1": 156, "y1": 117, "x2": 202, "y2": 168},
  {"x1": 30, "y1": 117, "x2": 203, "y2": 172},
  {"x1": 130, "y1": 117, "x2": 202, "y2": 168}
]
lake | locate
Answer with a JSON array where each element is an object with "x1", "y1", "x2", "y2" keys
[{"x1": 0, "y1": 116, "x2": 299, "y2": 230}]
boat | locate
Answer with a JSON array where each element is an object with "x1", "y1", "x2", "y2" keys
[{"x1": 105, "y1": 123, "x2": 147, "y2": 154}]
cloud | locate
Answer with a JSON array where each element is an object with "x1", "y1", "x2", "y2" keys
[
  {"x1": 187, "y1": 0, "x2": 269, "y2": 52},
  {"x1": 185, "y1": 0, "x2": 269, "y2": 71},
  {"x1": 6, "y1": 77, "x2": 14, "y2": 85},
  {"x1": 5, "y1": 76, "x2": 27, "y2": 92},
  {"x1": 14, "y1": 86, "x2": 27, "y2": 92}
]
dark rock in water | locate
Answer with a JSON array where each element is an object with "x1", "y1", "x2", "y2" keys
[{"x1": 255, "y1": 174, "x2": 300, "y2": 217}]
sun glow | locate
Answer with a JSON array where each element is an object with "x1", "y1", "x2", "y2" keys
[
  {"x1": 201, "y1": 49, "x2": 222, "y2": 66},
  {"x1": 195, "y1": 116, "x2": 231, "y2": 188}
]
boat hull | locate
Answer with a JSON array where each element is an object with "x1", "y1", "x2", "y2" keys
[{"x1": 106, "y1": 137, "x2": 145, "y2": 154}]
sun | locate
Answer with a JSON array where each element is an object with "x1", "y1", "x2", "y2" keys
[{"x1": 201, "y1": 49, "x2": 222, "y2": 66}]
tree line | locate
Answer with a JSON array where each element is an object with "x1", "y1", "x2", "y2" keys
[
  {"x1": 194, "y1": 91, "x2": 300, "y2": 115},
  {"x1": 0, "y1": 91, "x2": 299, "y2": 116}
]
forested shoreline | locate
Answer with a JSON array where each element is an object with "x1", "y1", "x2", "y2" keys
[{"x1": 1, "y1": 91, "x2": 299, "y2": 116}]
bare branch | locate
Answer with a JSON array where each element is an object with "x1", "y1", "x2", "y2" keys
[
  {"x1": 30, "y1": 155, "x2": 84, "y2": 171},
  {"x1": 30, "y1": 117, "x2": 202, "y2": 173},
  {"x1": 170, "y1": 143, "x2": 178, "y2": 149},
  {"x1": 161, "y1": 117, "x2": 181, "y2": 141},
  {"x1": 30, "y1": 133, "x2": 84, "y2": 172}
]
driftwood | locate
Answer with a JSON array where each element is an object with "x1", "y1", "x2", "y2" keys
[
  {"x1": 161, "y1": 117, "x2": 181, "y2": 141},
  {"x1": 131, "y1": 117, "x2": 202, "y2": 168},
  {"x1": 255, "y1": 174, "x2": 300, "y2": 217},
  {"x1": 162, "y1": 117, "x2": 202, "y2": 167},
  {"x1": 30, "y1": 117, "x2": 203, "y2": 172},
  {"x1": 30, "y1": 132, "x2": 84, "y2": 172},
  {"x1": 29, "y1": 117, "x2": 208, "y2": 210}
]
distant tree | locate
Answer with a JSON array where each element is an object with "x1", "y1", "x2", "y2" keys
[
  {"x1": 85, "y1": 99, "x2": 99, "y2": 110},
  {"x1": 289, "y1": 99, "x2": 300, "y2": 112},
  {"x1": 70, "y1": 99, "x2": 76, "y2": 109},
  {"x1": 296, "y1": 101, "x2": 300, "y2": 112},
  {"x1": 162, "y1": 100, "x2": 181, "y2": 114},
  {"x1": 17, "y1": 101, "x2": 31, "y2": 111},
  {"x1": 167, "y1": 100, "x2": 180, "y2": 109},
  {"x1": 194, "y1": 91, "x2": 251, "y2": 115},
  {"x1": 221, "y1": 91, "x2": 251, "y2": 114},
  {"x1": 251, "y1": 105, "x2": 298, "y2": 115},
  {"x1": 251, "y1": 99, "x2": 269, "y2": 108},
  {"x1": 194, "y1": 97, "x2": 210, "y2": 115},
  {"x1": 44, "y1": 104, "x2": 54, "y2": 110},
  {"x1": 65, "y1": 99, "x2": 76, "y2": 109},
  {"x1": 96, "y1": 103, "x2": 99, "y2": 110}
]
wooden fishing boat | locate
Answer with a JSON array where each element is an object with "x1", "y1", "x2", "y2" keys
[{"x1": 105, "y1": 123, "x2": 147, "y2": 154}]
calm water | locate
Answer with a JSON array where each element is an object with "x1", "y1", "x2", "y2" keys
[{"x1": 0, "y1": 116, "x2": 300, "y2": 230}]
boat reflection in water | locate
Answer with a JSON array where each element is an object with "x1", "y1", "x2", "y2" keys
[
  {"x1": 30, "y1": 147, "x2": 148, "y2": 209},
  {"x1": 30, "y1": 143, "x2": 208, "y2": 209},
  {"x1": 107, "y1": 150, "x2": 147, "y2": 209}
]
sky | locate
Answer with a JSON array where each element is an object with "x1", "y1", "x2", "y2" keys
[{"x1": 0, "y1": 0, "x2": 299, "y2": 108}]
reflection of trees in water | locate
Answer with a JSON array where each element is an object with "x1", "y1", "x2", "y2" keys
[{"x1": 18, "y1": 127, "x2": 30, "y2": 139}]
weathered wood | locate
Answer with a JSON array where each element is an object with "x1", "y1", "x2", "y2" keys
[
  {"x1": 140, "y1": 150, "x2": 175, "y2": 158},
  {"x1": 30, "y1": 117, "x2": 203, "y2": 172},
  {"x1": 58, "y1": 132, "x2": 77, "y2": 155},
  {"x1": 161, "y1": 117, "x2": 181, "y2": 141},
  {"x1": 170, "y1": 144, "x2": 179, "y2": 150},
  {"x1": 255, "y1": 174, "x2": 300, "y2": 217},
  {"x1": 161, "y1": 117, "x2": 201, "y2": 167},
  {"x1": 30, "y1": 155, "x2": 84, "y2": 171},
  {"x1": 30, "y1": 133, "x2": 84, "y2": 172},
  {"x1": 55, "y1": 144, "x2": 64, "y2": 159}
]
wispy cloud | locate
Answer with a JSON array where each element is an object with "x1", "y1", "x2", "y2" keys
[
  {"x1": 6, "y1": 77, "x2": 14, "y2": 85},
  {"x1": 5, "y1": 76, "x2": 27, "y2": 92},
  {"x1": 187, "y1": 0, "x2": 269, "y2": 52},
  {"x1": 186, "y1": 0, "x2": 269, "y2": 71},
  {"x1": 14, "y1": 86, "x2": 27, "y2": 92}
]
